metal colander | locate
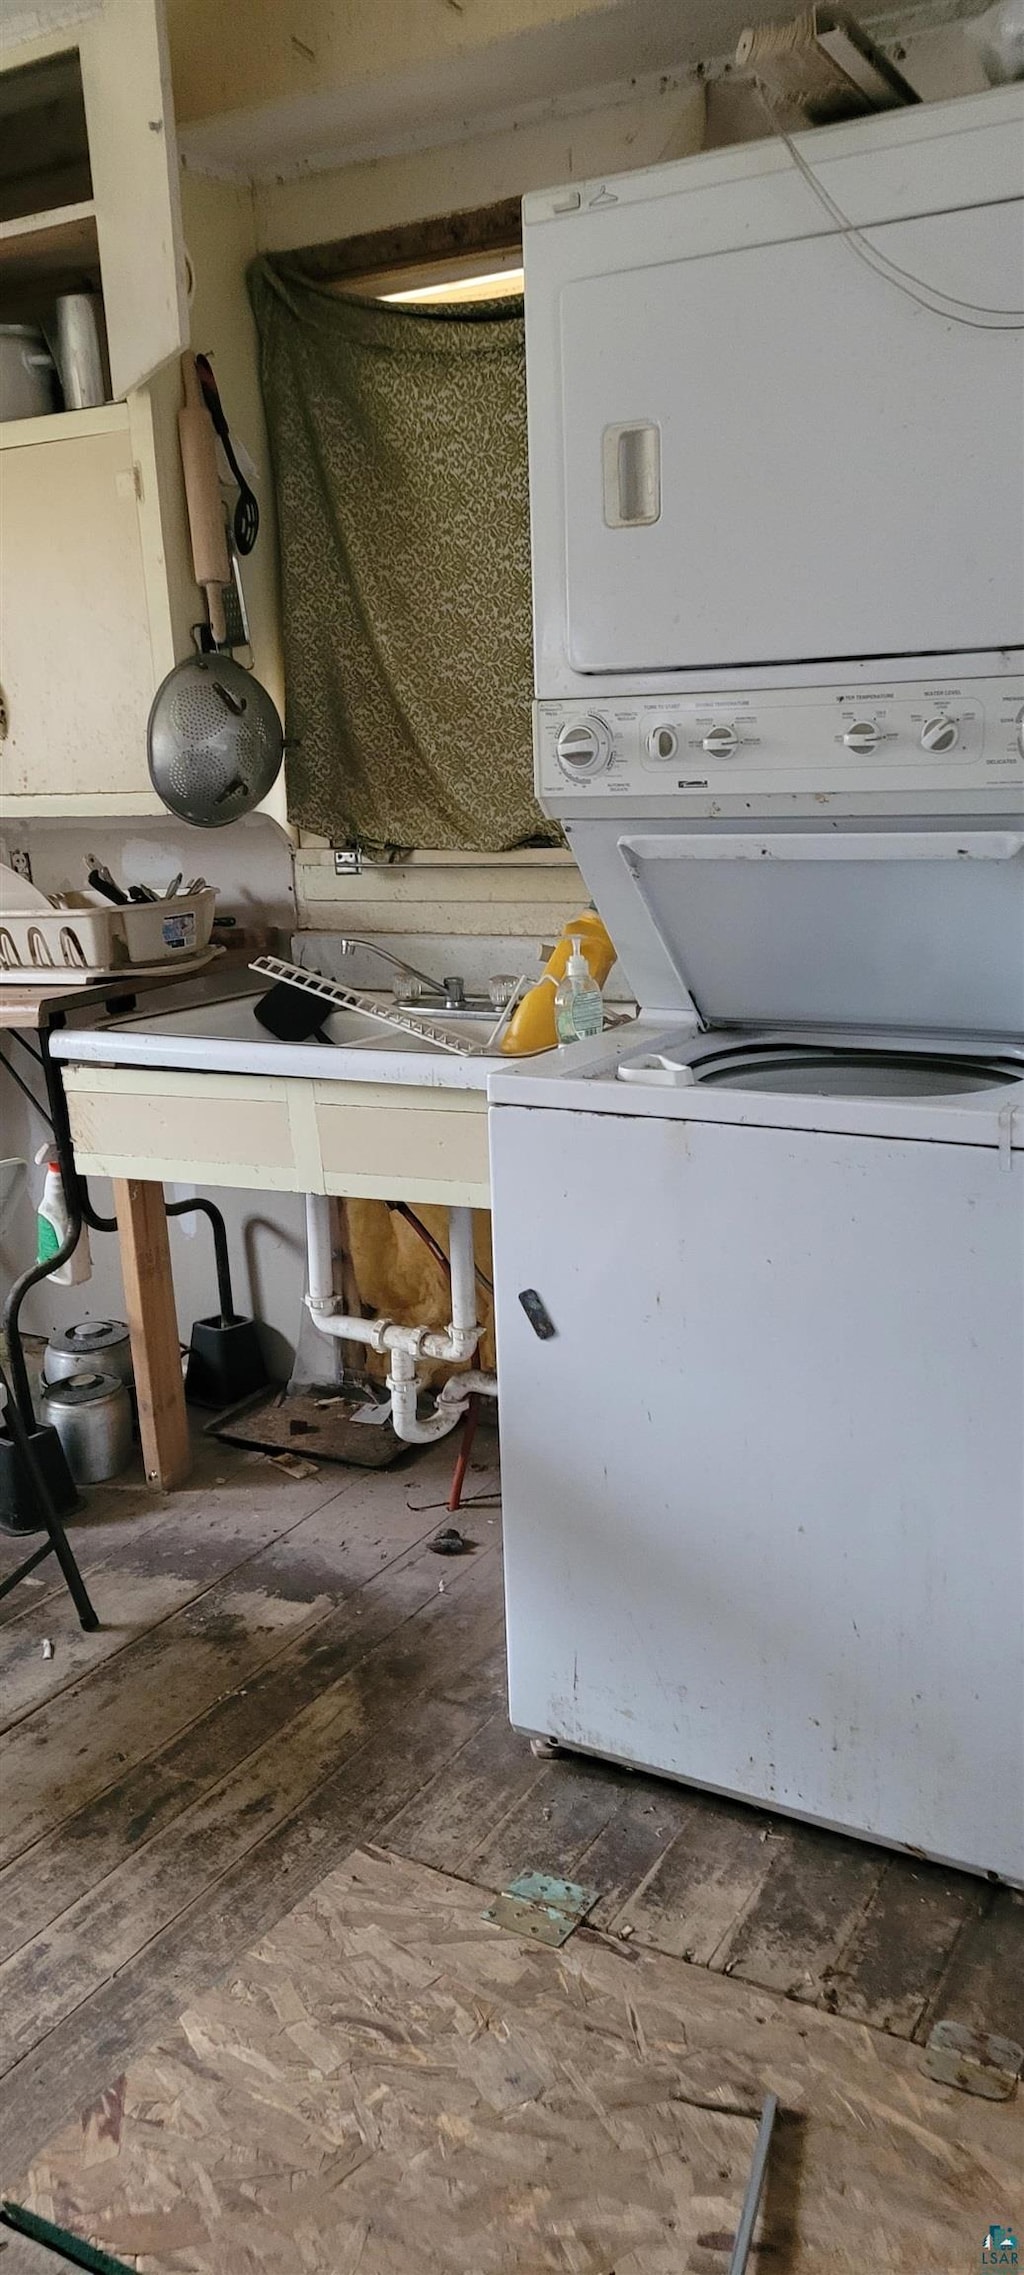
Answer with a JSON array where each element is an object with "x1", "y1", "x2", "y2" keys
[{"x1": 147, "y1": 654, "x2": 283, "y2": 828}]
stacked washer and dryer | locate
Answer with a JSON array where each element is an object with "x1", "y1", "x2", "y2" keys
[{"x1": 489, "y1": 88, "x2": 1024, "y2": 1883}]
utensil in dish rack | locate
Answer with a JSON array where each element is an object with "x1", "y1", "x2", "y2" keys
[{"x1": 86, "y1": 860, "x2": 129, "y2": 906}]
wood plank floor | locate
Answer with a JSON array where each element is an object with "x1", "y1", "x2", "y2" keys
[{"x1": 1, "y1": 1424, "x2": 1021, "y2": 2189}]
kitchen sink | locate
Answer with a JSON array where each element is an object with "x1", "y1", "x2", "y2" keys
[{"x1": 51, "y1": 985, "x2": 506, "y2": 1089}]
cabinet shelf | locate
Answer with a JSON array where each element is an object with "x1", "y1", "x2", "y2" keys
[
  {"x1": 0, "y1": 196, "x2": 98, "y2": 288},
  {"x1": 0, "y1": 398, "x2": 127, "y2": 450}
]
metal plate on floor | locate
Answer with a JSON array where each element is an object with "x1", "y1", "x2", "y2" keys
[
  {"x1": 485, "y1": 1873, "x2": 599, "y2": 1947},
  {"x1": 207, "y1": 1387, "x2": 409, "y2": 1469}
]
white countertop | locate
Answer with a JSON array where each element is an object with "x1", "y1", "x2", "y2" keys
[{"x1": 49, "y1": 983, "x2": 511, "y2": 1091}]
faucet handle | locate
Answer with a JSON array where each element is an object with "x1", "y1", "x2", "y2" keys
[{"x1": 488, "y1": 974, "x2": 518, "y2": 1009}]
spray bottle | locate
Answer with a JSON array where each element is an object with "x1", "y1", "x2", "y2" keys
[{"x1": 35, "y1": 1145, "x2": 91, "y2": 1286}]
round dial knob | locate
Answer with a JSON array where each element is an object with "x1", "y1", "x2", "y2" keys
[
  {"x1": 843, "y1": 721, "x2": 883, "y2": 754},
  {"x1": 648, "y1": 724, "x2": 679, "y2": 762},
  {"x1": 702, "y1": 723, "x2": 739, "y2": 757},
  {"x1": 555, "y1": 718, "x2": 611, "y2": 778},
  {"x1": 920, "y1": 715, "x2": 959, "y2": 752}
]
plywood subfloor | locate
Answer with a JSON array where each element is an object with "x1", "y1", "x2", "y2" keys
[
  {"x1": 0, "y1": 1426, "x2": 1021, "y2": 2209},
  {"x1": 19, "y1": 1846, "x2": 1023, "y2": 2275}
]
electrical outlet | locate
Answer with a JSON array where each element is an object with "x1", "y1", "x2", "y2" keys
[{"x1": 8, "y1": 849, "x2": 32, "y2": 883}]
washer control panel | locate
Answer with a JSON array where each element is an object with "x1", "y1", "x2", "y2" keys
[{"x1": 537, "y1": 678, "x2": 1024, "y2": 803}]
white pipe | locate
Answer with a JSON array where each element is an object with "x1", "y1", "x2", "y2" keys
[
  {"x1": 386, "y1": 1349, "x2": 497, "y2": 1445},
  {"x1": 305, "y1": 1193, "x2": 336, "y2": 1311},
  {"x1": 303, "y1": 1199, "x2": 493, "y2": 1443}
]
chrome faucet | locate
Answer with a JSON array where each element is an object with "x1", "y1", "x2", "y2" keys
[{"x1": 336, "y1": 936, "x2": 468, "y2": 1009}]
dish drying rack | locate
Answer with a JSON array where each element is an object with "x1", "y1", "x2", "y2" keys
[
  {"x1": 0, "y1": 890, "x2": 218, "y2": 982},
  {"x1": 249, "y1": 955, "x2": 511, "y2": 1057}
]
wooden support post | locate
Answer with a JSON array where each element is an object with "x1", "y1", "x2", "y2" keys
[{"x1": 113, "y1": 1178, "x2": 191, "y2": 1490}]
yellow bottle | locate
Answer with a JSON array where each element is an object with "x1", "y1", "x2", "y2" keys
[{"x1": 501, "y1": 911, "x2": 617, "y2": 1056}]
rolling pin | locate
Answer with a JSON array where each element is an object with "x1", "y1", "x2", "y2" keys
[{"x1": 178, "y1": 351, "x2": 230, "y2": 644}]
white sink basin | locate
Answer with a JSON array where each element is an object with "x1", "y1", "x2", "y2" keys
[
  {"x1": 320, "y1": 1007, "x2": 499, "y2": 1053},
  {"x1": 51, "y1": 987, "x2": 511, "y2": 1091}
]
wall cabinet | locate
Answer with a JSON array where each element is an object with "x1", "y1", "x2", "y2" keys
[
  {"x1": 0, "y1": 0, "x2": 188, "y2": 401},
  {"x1": 0, "y1": 394, "x2": 198, "y2": 812},
  {"x1": 0, "y1": 2, "x2": 203, "y2": 819}
]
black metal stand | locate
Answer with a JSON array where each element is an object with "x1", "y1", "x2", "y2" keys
[
  {"x1": 0, "y1": 1355, "x2": 98, "y2": 1629},
  {"x1": 4, "y1": 1008, "x2": 268, "y2": 1454}
]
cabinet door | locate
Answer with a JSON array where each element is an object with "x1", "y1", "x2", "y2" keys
[
  {"x1": 78, "y1": 0, "x2": 188, "y2": 397},
  {"x1": 0, "y1": 415, "x2": 157, "y2": 803}
]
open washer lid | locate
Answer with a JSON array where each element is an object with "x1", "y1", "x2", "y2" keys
[{"x1": 578, "y1": 820, "x2": 1024, "y2": 1040}]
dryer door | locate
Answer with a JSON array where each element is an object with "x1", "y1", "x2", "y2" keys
[{"x1": 557, "y1": 199, "x2": 1023, "y2": 676}]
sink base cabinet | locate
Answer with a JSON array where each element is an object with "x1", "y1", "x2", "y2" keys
[{"x1": 63, "y1": 1066, "x2": 492, "y2": 1207}]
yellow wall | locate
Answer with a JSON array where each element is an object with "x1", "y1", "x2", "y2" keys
[
  {"x1": 253, "y1": 74, "x2": 705, "y2": 252},
  {"x1": 167, "y1": 0, "x2": 648, "y2": 125}
]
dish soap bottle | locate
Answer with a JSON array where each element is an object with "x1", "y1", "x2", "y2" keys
[
  {"x1": 554, "y1": 935, "x2": 603, "y2": 1044},
  {"x1": 501, "y1": 911, "x2": 616, "y2": 1056}
]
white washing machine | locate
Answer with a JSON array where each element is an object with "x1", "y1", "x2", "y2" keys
[
  {"x1": 489, "y1": 819, "x2": 1024, "y2": 1882},
  {"x1": 489, "y1": 92, "x2": 1024, "y2": 1881}
]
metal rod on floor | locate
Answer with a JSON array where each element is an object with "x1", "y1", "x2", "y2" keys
[
  {"x1": 447, "y1": 1394, "x2": 480, "y2": 1512},
  {"x1": 729, "y1": 2093, "x2": 778, "y2": 2275}
]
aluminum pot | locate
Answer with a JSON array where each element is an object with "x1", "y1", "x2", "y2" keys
[
  {"x1": 0, "y1": 325, "x2": 58, "y2": 421},
  {"x1": 54, "y1": 292, "x2": 106, "y2": 410},
  {"x1": 43, "y1": 1320, "x2": 133, "y2": 1388},
  {"x1": 40, "y1": 1370, "x2": 133, "y2": 1486}
]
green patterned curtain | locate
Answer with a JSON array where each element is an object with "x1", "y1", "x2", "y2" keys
[{"x1": 248, "y1": 257, "x2": 556, "y2": 853}]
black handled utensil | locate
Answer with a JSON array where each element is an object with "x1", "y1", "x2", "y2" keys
[
  {"x1": 195, "y1": 352, "x2": 259, "y2": 555},
  {"x1": 86, "y1": 860, "x2": 128, "y2": 906}
]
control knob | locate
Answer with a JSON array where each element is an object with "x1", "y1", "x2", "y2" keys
[
  {"x1": 555, "y1": 717, "x2": 612, "y2": 778},
  {"x1": 843, "y1": 721, "x2": 883, "y2": 754},
  {"x1": 702, "y1": 723, "x2": 739, "y2": 757},
  {"x1": 920, "y1": 715, "x2": 959, "y2": 752},
  {"x1": 648, "y1": 724, "x2": 679, "y2": 761}
]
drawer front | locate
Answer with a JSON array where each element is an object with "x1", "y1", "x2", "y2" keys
[
  {"x1": 62, "y1": 1067, "x2": 491, "y2": 1204},
  {"x1": 315, "y1": 1092, "x2": 490, "y2": 1206},
  {"x1": 65, "y1": 1070, "x2": 299, "y2": 1189}
]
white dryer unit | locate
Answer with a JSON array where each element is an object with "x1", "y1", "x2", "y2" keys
[
  {"x1": 490, "y1": 90, "x2": 1024, "y2": 1883},
  {"x1": 525, "y1": 86, "x2": 1023, "y2": 702}
]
